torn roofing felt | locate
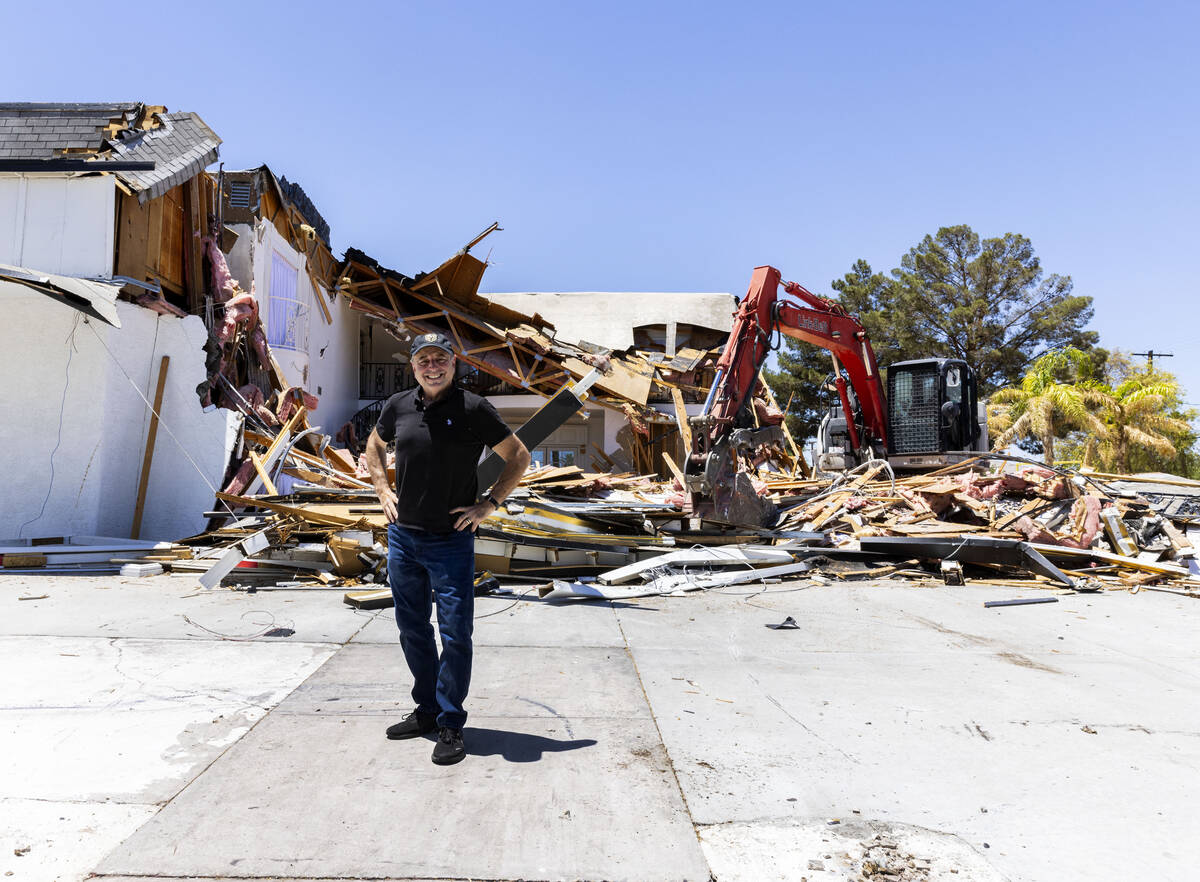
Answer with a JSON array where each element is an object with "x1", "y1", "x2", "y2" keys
[
  {"x1": 0, "y1": 103, "x2": 221, "y2": 203},
  {"x1": 0, "y1": 263, "x2": 123, "y2": 327}
]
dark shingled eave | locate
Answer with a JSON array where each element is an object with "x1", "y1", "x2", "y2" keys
[{"x1": 106, "y1": 112, "x2": 221, "y2": 203}]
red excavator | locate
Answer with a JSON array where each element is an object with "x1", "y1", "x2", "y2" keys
[{"x1": 685, "y1": 265, "x2": 987, "y2": 522}]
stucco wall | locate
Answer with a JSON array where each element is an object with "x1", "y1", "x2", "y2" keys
[
  {"x1": 307, "y1": 290, "x2": 360, "y2": 435},
  {"x1": 481, "y1": 291, "x2": 736, "y2": 351},
  {"x1": 0, "y1": 174, "x2": 115, "y2": 277},
  {"x1": 0, "y1": 289, "x2": 238, "y2": 541}
]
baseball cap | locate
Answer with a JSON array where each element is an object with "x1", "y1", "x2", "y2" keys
[{"x1": 410, "y1": 331, "x2": 455, "y2": 358}]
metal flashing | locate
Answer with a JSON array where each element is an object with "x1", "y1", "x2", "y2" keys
[{"x1": 0, "y1": 264, "x2": 123, "y2": 327}]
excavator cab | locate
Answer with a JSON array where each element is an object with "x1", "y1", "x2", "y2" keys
[{"x1": 885, "y1": 358, "x2": 986, "y2": 469}]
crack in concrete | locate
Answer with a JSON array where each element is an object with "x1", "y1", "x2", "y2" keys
[
  {"x1": 746, "y1": 672, "x2": 862, "y2": 765},
  {"x1": 515, "y1": 696, "x2": 575, "y2": 738}
]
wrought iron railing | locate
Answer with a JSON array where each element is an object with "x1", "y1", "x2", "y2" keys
[{"x1": 359, "y1": 362, "x2": 417, "y2": 400}]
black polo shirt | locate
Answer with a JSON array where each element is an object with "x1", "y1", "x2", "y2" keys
[{"x1": 374, "y1": 385, "x2": 512, "y2": 532}]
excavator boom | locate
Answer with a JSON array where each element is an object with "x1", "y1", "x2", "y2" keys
[
  {"x1": 686, "y1": 265, "x2": 889, "y2": 520},
  {"x1": 698, "y1": 265, "x2": 887, "y2": 457}
]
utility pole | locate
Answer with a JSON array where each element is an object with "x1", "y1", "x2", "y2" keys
[{"x1": 1132, "y1": 350, "x2": 1174, "y2": 371}]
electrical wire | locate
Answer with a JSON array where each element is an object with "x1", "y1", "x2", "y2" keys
[
  {"x1": 84, "y1": 319, "x2": 238, "y2": 519},
  {"x1": 18, "y1": 314, "x2": 81, "y2": 537},
  {"x1": 213, "y1": 371, "x2": 275, "y2": 435},
  {"x1": 969, "y1": 450, "x2": 1113, "y2": 495},
  {"x1": 181, "y1": 610, "x2": 290, "y2": 640},
  {"x1": 474, "y1": 584, "x2": 543, "y2": 618}
]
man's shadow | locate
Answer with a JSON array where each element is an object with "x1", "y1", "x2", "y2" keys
[{"x1": 459, "y1": 727, "x2": 597, "y2": 762}]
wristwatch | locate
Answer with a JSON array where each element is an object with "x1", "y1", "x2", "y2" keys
[{"x1": 486, "y1": 493, "x2": 501, "y2": 509}]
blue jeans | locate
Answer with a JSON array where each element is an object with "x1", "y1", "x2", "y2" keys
[{"x1": 386, "y1": 523, "x2": 475, "y2": 730}]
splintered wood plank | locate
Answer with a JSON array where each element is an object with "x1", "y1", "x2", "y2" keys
[
  {"x1": 670, "y1": 387, "x2": 693, "y2": 455},
  {"x1": 308, "y1": 266, "x2": 333, "y2": 324},
  {"x1": 265, "y1": 406, "x2": 308, "y2": 461},
  {"x1": 992, "y1": 497, "x2": 1051, "y2": 532},
  {"x1": 249, "y1": 451, "x2": 279, "y2": 496},
  {"x1": 563, "y1": 357, "x2": 653, "y2": 405},
  {"x1": 888, "y1": 521, "x2": 991, "y2": 536},
  {"x1": 1160, "y1": 518, "x2": 1195, "y2": 557},
  {"x1": 661, "y1": 451, "x2": 686, "y2": 487},
  {"x1": 214, "y1": 492, "x2": 365, "y2": 528},
  {"x1": 810, "y1": 491, "x2": 852, "y2": 529},
  {"x1": 324, "y1": 448, "x2": 358, "y2": 475},
  {"x1": 591, "y1": 443, "x2": 615, "y2": 470}
]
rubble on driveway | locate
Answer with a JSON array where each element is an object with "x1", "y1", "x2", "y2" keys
[
  {"x1": 98, "y1": 422, "x2": 1200, "y2": 607},
  {"x1": 15, "y1": 374, "x2": 1191, "y2": 601}
]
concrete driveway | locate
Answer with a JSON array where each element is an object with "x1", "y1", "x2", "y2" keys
[{"x1": 1, "y1": 572, "x2": 1196, "y2": 881}]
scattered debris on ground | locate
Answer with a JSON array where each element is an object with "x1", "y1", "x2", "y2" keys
[{"x1": 13, "y1": 414, "x2": 1194, "y2": 610}]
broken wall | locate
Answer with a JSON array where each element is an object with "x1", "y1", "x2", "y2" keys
[
  {"x1": 0, "y1": 291, "x2": 239, "y2": 541},
  {"x1": 225, "y1": 219, "x2": 359, "y2": 435}
]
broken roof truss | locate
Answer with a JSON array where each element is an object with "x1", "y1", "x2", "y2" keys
[{"x1": 334, "y1": 225, "x2": 675, "y2": 422}]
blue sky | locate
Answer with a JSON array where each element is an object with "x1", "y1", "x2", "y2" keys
[{"x1": 6, "y1": 0, "x2": 1198, "y2": 403}]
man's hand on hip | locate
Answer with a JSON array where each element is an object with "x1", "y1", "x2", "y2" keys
[
  {"x1": 375, "y1": 484, "x2": 399, "y2": 524},
  {"x1": 450, "y1": 500, "x2": 496, "y2": 533}
]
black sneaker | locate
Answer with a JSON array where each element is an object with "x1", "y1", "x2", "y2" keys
[
  {"x1": 431, "y1": 727, "x2": 466, "y2": 765},
  {"x1": 385, "y1": 710, "x2": 437, "y2": 740}
]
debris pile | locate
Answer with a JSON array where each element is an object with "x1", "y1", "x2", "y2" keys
[{"x1": 124, "y1": 416, "x2": 1200, "y2": 606}]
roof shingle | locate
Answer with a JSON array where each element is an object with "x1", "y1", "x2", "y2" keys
[{"x1": 0, "y1": 103, "x2": 220, "y2": 200}]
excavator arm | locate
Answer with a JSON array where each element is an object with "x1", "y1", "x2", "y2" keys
[{"x1": 686, "y1": 265, "x2": 888, "y2": 517}]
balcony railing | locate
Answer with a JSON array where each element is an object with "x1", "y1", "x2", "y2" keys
[{"x1": 359, "y1": 362, "x2": 416, "y2": 400}]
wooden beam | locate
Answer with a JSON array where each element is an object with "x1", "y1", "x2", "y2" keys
[
  {"x1": 671, "y1": 387, "x2": 693, "y2": 455},
  {"x1": 131, "y1": 356, "x2": 170, "y2": 539},
  {"x1": 145, "y1": 195, "x2": 164, "y2": 278},
  {"x1": 181, "y1": 177, "x2": 205, "y2": 312},
  {"x1": 760, "y1": 375, "x2": 810, "y2": 478},
  {"x1": 661, "y1": 451, "x2": 686, "y2": 487},
  {"x1": 249, "y1": 451, "x2": 279, "y2": 496},
  {"x1": 214, "y1": 492, "x2": 364, "y2": 528},
  {"x1": 308, "y1": 265, "x2": 333, "y2": 325}
]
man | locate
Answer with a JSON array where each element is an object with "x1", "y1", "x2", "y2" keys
[{"x1": 364, "y1": 331, "x2": 530, "y2": 765}]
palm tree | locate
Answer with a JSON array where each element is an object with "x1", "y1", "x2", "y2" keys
[
  {"x1": 988, "y1": 349, "x2": 1109, "y2": 465},
  {"x1": 1098, "y1": 377, "x2": 1190, "y2": 473}
]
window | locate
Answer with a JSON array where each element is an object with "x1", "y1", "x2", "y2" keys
[
  {"x1": 267, "y1": 251, "x2": 306, "y2": 351},
  {"x1": 532, "y1": 446, "x2": 579, "y2": 468},
  {"x1": 945, "y1": 366, "x2": 962, "y2": 403}
]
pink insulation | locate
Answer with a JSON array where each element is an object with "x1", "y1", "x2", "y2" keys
[
  {"x1": 203, "y1": 236, "x2": 239, "y2": 304},
  {"x1": 276, "y1": 387, "x2": 321, "y2": 423}
]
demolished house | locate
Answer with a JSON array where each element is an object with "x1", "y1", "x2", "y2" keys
[
  {"x1": 96, "y1": 230, "x2": 1200, "y2": 605},
  {"x1": 0, "y1": 102, "x2": 234, "y2": 543},
  {"x1": 3, "y1": 103, "x2": 1198, "y2": 607},
  {"x1": 0, "y1": 104, "x2": 354, "y2": 550}
]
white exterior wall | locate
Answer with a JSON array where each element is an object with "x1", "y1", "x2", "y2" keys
[
  {"x1": 307, "y1": 288, "x2": 360, "y2": 435},
  {"x1": 0, "y1": 174, "x2": 115, "y2": 276},
  {"x1": 0, "y1": 289, "x2": 239, "y2": 541},
  {"x1": 225, "y1": 220, "x2": 360, "y2": 436}
]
